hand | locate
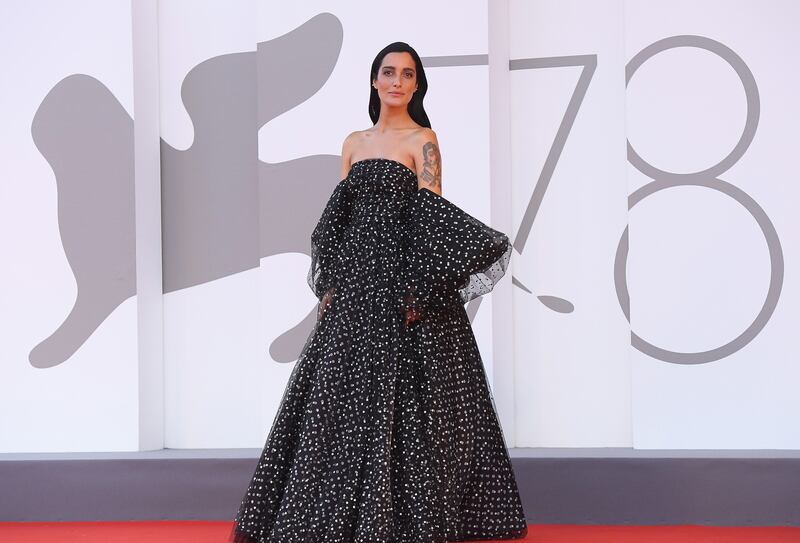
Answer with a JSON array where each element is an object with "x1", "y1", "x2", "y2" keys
[
  {"x1": 403, "y1": 307, "x2": 423, "y2": 328},
  {"x1": 402, "y1": 289, "x2": 424, "y2": 328},
  {"x1": 317, "y1": 287, "x2": 335, "y2": 320}
]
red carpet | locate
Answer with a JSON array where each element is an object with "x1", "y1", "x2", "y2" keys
[{"x1": 0, "y1": 522, "x2": 798, "y2": 542}]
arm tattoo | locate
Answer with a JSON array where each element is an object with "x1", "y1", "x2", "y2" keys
[{"x1": 420, "y1": 141, "x2": 441, "y2": 191}]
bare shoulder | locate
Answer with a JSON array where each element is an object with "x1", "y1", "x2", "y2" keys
[
  {"x1": 342, "y1": 130, "x2": 365, "y2": 155},
  {"x1": 412, "y1": 126, "x2": 437, "y2": 140},
  {"x1": 411, "y1": 128, "x2": 442, "y2": 194},
  {"x1": 339, "y1": 130, "x2": 365, "y2": 180}
]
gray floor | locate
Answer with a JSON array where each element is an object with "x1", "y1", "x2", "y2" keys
[
  {"x1": 1, "y1": 448, "x2": 798, "y2": 525},
  {"x1": 3, "y1": 446, "x2": 799, "y2": 461}
]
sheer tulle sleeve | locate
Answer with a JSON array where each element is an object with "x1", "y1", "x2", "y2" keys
[
  {"x1": 399, "y1": 188, "x2": 512, "y2": 319},
  {"x1": 307, "y1": 179, "x2": 353, "y2": 301}
]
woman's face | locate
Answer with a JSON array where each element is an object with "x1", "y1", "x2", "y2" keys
[{"x1": 373, "y1": 51, "x2": 418, "y2": 107}]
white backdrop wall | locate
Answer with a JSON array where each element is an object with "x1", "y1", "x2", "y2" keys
[
  {"x1": 1, "y1": 0, "x2": 797, "y2": 453},
  {"x1": 158, "y1": 0, "x2": 264, "y2": 449},
  {"x1": 508, "y1": 0, "x2": 632, "y2": 447},
  {"x1": 0, "y1": 1, "x2": 140, "y2": 452},
  {"x1": 623, "y1": 0, "x2": 800, "y2": 449},
  {"x1": 507, "y1": 0, "x2": 799, "y2": 449}
]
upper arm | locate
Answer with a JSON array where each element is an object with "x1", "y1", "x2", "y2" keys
[
  {"x1": 340, "y1": 131, "x2": 359, "y2": 180},
  {"x1": 412, "y1": 128, "x2": 442, "y2": 195}
]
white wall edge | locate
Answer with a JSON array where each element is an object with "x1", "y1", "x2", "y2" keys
[
  {"x1": 488, "y1": 0, "x2": 516, "y2": 447},
  {"x1": 131, "y1": 0, "x2": 164, "y2": 451}
]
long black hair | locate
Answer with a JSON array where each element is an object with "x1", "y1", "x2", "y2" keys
[{"x1": 368, "y1": 42, "x2": 431, "y2": 128}]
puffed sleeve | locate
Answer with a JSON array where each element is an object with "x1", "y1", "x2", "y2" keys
[
  {"x1": 306, "y1": 179, "x2": 354, "y2": 300},
  {"x1": 399, "y1": 188, "x2": 512, "y2": 318}
]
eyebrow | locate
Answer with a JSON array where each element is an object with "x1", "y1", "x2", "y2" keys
[{"x1": 381, "y1": 65, "x2": 415, "y2": 72}]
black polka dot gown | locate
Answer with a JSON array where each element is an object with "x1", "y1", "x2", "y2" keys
[{"x1": 230, "y1": 158, "x2": 527, "y2": 543}]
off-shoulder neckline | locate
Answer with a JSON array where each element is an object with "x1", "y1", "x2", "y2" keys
[{"x1": 348, "y1": 157, "x2": 417, "y2": 178}]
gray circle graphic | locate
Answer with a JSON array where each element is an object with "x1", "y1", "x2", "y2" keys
[
  {"x1": 618, "y1": 35, "x2": 783, "y2": 364},
  {"x1": 626, "y1": 35, "x2": 760, "y2": 179},
  {"x1": 615, "y1": 178, "x2": 783, "y2": 364}
]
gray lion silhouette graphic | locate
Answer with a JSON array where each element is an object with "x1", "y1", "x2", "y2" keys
[{"x1": 30, "y1": 13, "x2": 346, "y2": 368}]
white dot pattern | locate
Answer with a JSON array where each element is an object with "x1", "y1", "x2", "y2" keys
[{"x1": 231, "y1": 158, "x2": 527, "y2": 542}]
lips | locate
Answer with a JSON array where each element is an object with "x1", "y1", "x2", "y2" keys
[{"x1": 388, "y1": 92, "x2": 403, "y2": 96}]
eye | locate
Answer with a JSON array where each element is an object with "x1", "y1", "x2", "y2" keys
[{"x1": 383, "y1": 70, "x2": 392, "y2": 76}]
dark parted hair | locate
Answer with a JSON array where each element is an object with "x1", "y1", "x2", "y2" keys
[{"x1": 368, "y1": 42, "x2": 431, "y2": 128}]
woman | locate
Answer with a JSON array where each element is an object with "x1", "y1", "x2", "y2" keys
[{"x1": 231, "y1": 42, "x2": 527, "y2": 543}]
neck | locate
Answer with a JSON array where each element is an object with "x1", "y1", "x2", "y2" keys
[{"x1": 374, "y1": 104, "x2": 415, "y2": 132}]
